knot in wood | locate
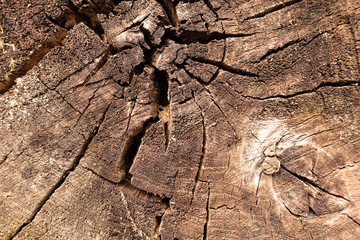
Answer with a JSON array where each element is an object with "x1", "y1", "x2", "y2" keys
[
  {"x1": 263, "y1": 145, "x2": 276, "y2": 157},
  {"x1": 261, "y1": 156, "x2": 280, "y2": 175}
]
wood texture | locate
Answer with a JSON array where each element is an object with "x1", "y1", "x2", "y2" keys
[{"x1": 1, "y1": 0, "x2": 360, "y2": 239}]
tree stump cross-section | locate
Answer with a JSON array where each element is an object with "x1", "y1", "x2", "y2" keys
[{"x1": 1, "y1": 0, "x2": 360, "y2": 239}]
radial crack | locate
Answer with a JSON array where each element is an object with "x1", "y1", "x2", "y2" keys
[
  {"x1": 203, "y1": 184, "x2": 210, "y2": 240},
  {"x1": 118, "y1": 117, "x2": 158, "y2": 180},
  {"x1": 190, "y1": 92, "x2": 207, "y2": 206},
  {"x1": 245, "y1": 0, "x2": 303, "y2": 20},
  {"x1": 256, "y1": 39, "x2": 301, "y2": 62},
  {"x1": 191, "y1": 57, "x2": 259, "y2": 77},
  {"x1": 0, "y1": 30, "x2": 67, "y2": 95},
  {"x1": 242, "y1": 80, "x2": 360, "y2": 100},
  {"x1": 344, "y1": 213, "x2": 360, "y2": 226},
  {"x1": 8, "y1": 102, "x2": 112, "y2": 239},
  {"x1": 168, "y1": 29, "x2": 257, "y2": 44},
  {"x1": 154, "y1": 198, "x2": 170, "y2": 239},
  {"x1": 38, "y1": 79, "x2": 83, "y2": 116},
  {"x1": 255, "y1": 172, "x2": 262, "y2": 205},
  {"x1": 281, "y1": 165, "x2": 350, "y2": 202},
  {"x1": 0, "y1": 151, "x2": 12, "y2": 166},
  {"x1": 207, "y1": 92, "x2": 239, "y2": 140}
]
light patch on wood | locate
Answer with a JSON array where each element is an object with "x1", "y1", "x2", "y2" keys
[{"x1": 119, "y1": 190, "x2": 150, "y2": 240}]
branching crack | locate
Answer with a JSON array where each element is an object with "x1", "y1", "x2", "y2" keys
[
  {"x1": 38, "y1": 79, "x2": 83, "y2": 115},
  {"x1": 8, "y1": 102, "x2": 112, "y2": 239},
  {"x1": 0, "y1": 0, "x2": 114, "y2": 95},
  {"x1": 83, "y1": 165, "x2": 170, "y2": 240},
  {"x1": 207, "y1": 92, "x2": 239, "y2": 140}
]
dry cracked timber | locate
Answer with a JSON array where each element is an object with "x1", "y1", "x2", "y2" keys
[{"x1": 1, "y1": 0, "x2": 360, "y2": 239}]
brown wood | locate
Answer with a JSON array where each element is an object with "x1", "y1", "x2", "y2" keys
[{"x1": 1, "y1": 0, "x2": 360, "y2": 239}]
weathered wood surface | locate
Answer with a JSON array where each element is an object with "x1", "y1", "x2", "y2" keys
[{"x1": 1, "y1": 0, "x2": 360, "y2": 239}]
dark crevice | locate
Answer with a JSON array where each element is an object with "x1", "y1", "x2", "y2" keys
[
  {"x1": 44, "y1": 12, "x2": 71, "y2": 30},
  {"x1": 345, "y1": 214, "x2": 360, "y2": 226},
  {"x1": 253, "y1": 26, "x2": 339, "y2": 64},
  {"x1": 76, "y1": 80, "x2": 110, "y2": 126},
  {"x1": 122, "y1": 13, "x2": 152, "y2": 35},
  {"x1": 180, "y1": 65, "x2": 209, "y2": 86},
  {"x1": 206, "y1": 40, "x2": 226, "y2": 83},
  {"x1": 190, "y1": 92, "x2": 207, "y2": 206},
  {"x1": 125, "y1": 101, "x2": 136, "y2": 133},
  {"x1": 0, "y1": 151, "x2": 12, "y2": 166},
  {"x1": 55, "y1": 57, "x2": 108, "y2": 90},
  {"x1": 308, "y1": 205, "x2": 317, "y2": 217},
  {"x1": 156, "y1": 0, "x2": 179, "y2": 27},
  {"x1": 1, "y1": 0, "x2": 117, "y2": 96},
  {"x1": 83, "y1": 166, "x2": 122, "y2": 184},
  {"x1": 84, "y1": 165, "x2": 168, "y2": 203},
  {"x1": 208, "y1": 69, "x2": 220, "y2": 84},
  {"x1": 154, "y1": 197, "x2": 170, "y2": 240},
  {"x1": 298, "y1": 128, "x2": 336, "y2": 142},
  {"x1": 281, "y1": 165, "x2": 350, "y2": 202},
  {"x1": 83, "y1": 165, "x2": 171, "y2": 240},
  {"x1": 113, "y1": 12, "x2": 172, "y2": 183},
  {"x1": 168, "y1": 29, "x2": 257, "y2": 44},
  {"x1": 88, "y1": 0, "x2": 116, "y2": 14},
  {"x1": 164, "y1": 122, "x2": 169, "y2": 151},
  {"x1": 9, "y1": 102, "x2": 112, "y2": 240},
  {"x1": 244, "y1": 0, "x2": 303, "y2": 20},
  {"x1": 0, "y1": 30, "x2": 67, "y2": 95},
  {"x1": 191, "y1": 57, "x2": 259, "y2": 77},
  {"x1": 203, "y1": 184, "x2": 210, "y2": 240},
  {"x1": 242, "y1": 80, "x2": 360, "y2": 100},
  {"x1": 155, "y1": 69, "x2": 170, "y2": 107},
  {"x1": 190, "y1": 37, "x2": 226, "y2": 85},
  {"x1": 257, "y1": 39, "x2": 302, "y2": 62},
  {"x1": 72, "y1": 50, "x2": 112, "y2": 90},
  {"x1": 141, "y1": 27, "x2": 171, "y2": 150},
  {"x1": 283, "y1": 204, "x2": 303, "y2": 218},
  {"x1": 154, "y1": 216, "x2": 162, "y2": 239},
  {"x1": 67, "y1": 0, "x2": 105, "y2": 39},
  {"x1": 203, "y1": 0, "x2": 220, "y2": 19},
  {"x1": 108, "y1": 0, "x2": 122, "y2": 8},
  {"x1": 118, "y1": 118, "x2": 158, "y2": 179}
]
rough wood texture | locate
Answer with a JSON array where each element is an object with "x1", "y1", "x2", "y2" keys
[{"x1": 1, "y1": 0, "x2": 360, "y2": 239}]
